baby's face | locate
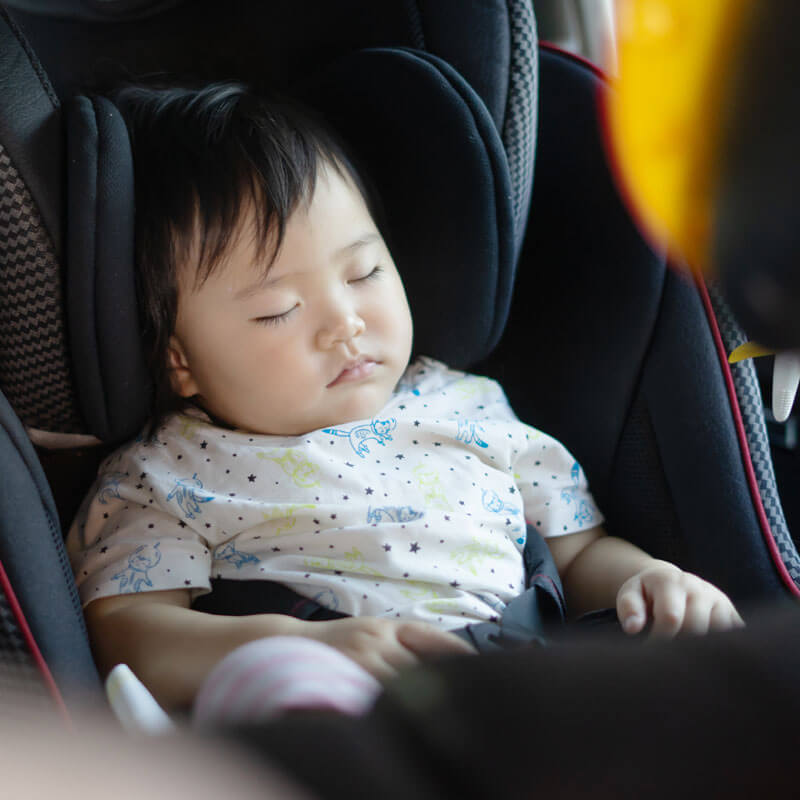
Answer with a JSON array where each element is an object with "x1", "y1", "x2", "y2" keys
[{"x1": 169, "y1": 165, "x2": 413, "y2": 435}]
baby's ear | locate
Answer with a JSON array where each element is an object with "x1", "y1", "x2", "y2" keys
[{"x1": 167, "y1": 336, "x2": 199, "y2": 398}]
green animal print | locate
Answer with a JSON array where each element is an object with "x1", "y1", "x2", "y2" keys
[
  {"x1": 257, "y1": 449, "x2": 321, "y2": 488},
  {"x1": 450, "y1": 538, "x2": 506, "y2": 576},
  {"x1": 261, "y1": 504, "x2": 317, "y2": 535}
]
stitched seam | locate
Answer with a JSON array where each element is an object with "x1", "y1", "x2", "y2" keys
[{"x1": 0, "y1": 8, "x2": 59, "y2": 109}]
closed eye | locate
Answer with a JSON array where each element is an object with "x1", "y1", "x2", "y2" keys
[
  {"x1": 252, "y1": 304, "x2": 298, "y2": 326},
  {"x1": 350, "y1": 265, "x2": 383, "y2": 284}
]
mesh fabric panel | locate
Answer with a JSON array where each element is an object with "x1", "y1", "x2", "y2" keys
[
  {"x1": 502, "y1": 0, "x2": 537, "y2": 249},
  {"x1": 708, "y1": 283, "x2": 800, "y2": 588},
  {"x1": 0, "y1": 142, "x2": 82, "y2": 433}
]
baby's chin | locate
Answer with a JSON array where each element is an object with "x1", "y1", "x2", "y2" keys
[{"x1": 240, "y1": 389, "x2": 397, "y2": 437}]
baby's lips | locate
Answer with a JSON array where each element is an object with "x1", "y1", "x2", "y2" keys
[{"x1": 327, "y1": 356, "x2": 378, "y2": 387}]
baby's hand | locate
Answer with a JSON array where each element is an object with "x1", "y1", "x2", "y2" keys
[
  {"x1": 616, "y1": 562, "x2": 744, "y2": 637},
  {"x1": 303, "y1": 616, "x2": 475, "y2": 682}
]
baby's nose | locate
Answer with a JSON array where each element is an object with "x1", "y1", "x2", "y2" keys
[{"x1": 317, "y1": 313, "x2": 366, "y2": 349}]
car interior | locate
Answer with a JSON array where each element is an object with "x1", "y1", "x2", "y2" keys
[{"x1": 0, "y1": 0, "x2": 798, "y2": 783}]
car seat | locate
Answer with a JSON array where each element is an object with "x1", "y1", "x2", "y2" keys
[{"x1": 0, "y1": 0, "x2": 796, "y2": 721}]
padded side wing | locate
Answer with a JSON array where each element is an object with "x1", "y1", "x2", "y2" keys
[
  {"x1": 0, "y1": 388, "x2": 98, "y2": 698},
  {"x1": 487, "y1": 46, "x2": 795, "y2": 607}
]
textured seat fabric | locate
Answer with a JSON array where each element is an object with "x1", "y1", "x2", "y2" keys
[{"x1": 0, "y1": 9, "x2": 82, "y2": 434}]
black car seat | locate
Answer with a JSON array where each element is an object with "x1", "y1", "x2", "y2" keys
[
  {"x1": 0, "y1": 0, "x2": 797, "y2": 720},
  {"x1": 0, "y1": 0, "x2": 538, "y2": 712}
]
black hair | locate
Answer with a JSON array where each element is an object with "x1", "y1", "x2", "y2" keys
[{"x1": 113, "y1": 82, "x2": 378, "y2": 433}]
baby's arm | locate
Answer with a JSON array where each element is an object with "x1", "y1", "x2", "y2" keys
[
  {"x1": 547, "y1": 527, "x2": 744, "y2": 635},
  {"x1": 85, "y1": 592, "x2": 473, "y2": 710}
]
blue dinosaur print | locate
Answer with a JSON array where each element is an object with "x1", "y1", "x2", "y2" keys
[
  {"x1": 481, "y1": 488, "x2": 525, "y2": 545},
  {"x1": 456, "y1": 419, "x2": 489, "y2": 448},
  {"x1": 481, "y1": 488, "x2": 520, "y2": 516},
  {"x1": 97, "y1": 472, "x2": 127, "y2": 504},
  {"x1": 214, "y1": 542, "x2": 259, "y2": 569},
  {"x1": 367, "y1": 505, "x2": 425, "y2": 524},
  {"x1": 323, "y1": 418, "x2": 397, "y2": 458},
  {"x1": 111, "y1": 543, "x2": 162, "y2": 593},
  {"x1": 560, "y1": 461, "x2": 595, "y2": 528},
  {"x1": 166, "y1": 473, "x2": 214, "y2": 519},
  {"x1": 560, "y1": 490, "x2": 595, "y2": 527}
]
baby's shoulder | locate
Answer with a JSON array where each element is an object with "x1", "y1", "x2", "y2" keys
[
  {"x1": 398, "y1": 356, "x2": 509, "y2": 407},
  {"x1": 96, "y1": 411, "x2": 219, "y2": 473}
]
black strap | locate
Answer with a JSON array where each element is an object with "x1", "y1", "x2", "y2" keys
[
  {"x1": 193, "y1": 526, "x2": 576, "y2": 652},
  {"x1": 192, "y1": 578, "x2": 347, "y2": 621}
]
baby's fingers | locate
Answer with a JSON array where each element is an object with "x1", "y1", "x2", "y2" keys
[
  {"x1": 710, "y1": 600, "x2": 746, "y2": 632},
  {"x1": 649, "y1": 582, "x2": 687, "y2": 638},
  {"x1": 616, "y1": 578, "x2": 648, "y2": 635},
  {"x1": 396, "y1": 622, "x2": 476, "y2": 657},
  {"x1": 681, "y1": 594, "x2": 713, "y2": 635}
]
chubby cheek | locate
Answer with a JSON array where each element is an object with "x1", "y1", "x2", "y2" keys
[{"x1": 374, "y1": 288, "x2": 413, "y2": 363}]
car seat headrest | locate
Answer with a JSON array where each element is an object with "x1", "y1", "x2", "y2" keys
[{"x1": 66, "y1": 47, "x2": 515, "y2": 442}]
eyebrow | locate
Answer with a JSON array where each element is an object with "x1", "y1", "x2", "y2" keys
[
  {"x1": 333, "y1": 232, "x2": 380, "y2": 260},
  {"x1": 233, "y1": 232, "x2": 381, "y2": 301}
]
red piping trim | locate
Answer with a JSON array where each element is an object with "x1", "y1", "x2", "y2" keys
[
  {"x1": 539, "y1": 40, "x2": 606, "y2": 80},
  {"x1": 0, "y1": 559, "x2": 73, "y2": 724},
  {"x1": 695, "y1": 279, "x2": 800, "y2": 595}
]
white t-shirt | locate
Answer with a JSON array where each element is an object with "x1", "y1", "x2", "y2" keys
[{"x1": 67, "y1": 357, "x2": 603, "y2": 629}]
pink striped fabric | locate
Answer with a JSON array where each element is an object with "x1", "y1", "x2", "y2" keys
[{"x1": 192, "y1": 636, "x2": 381, "y2": 726}]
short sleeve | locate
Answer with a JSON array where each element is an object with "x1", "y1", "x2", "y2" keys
[
  {"x1": 513, "y1": 428, "x2": 604, "y2": 538},
  {"x1": 66, "y1": 469, "x2": 213, "y2": 607}
]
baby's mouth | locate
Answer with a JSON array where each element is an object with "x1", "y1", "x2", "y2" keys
[{"x1": 327, "y1": 356, "x2": 378, "y2": 387}]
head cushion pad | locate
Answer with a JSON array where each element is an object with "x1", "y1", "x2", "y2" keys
[
  {"x1": 66, "y1": 94, "x2": 151, "y2": 442},
  {"x1": 66, "y1": 47, "x2": 515, "y2": 442}
]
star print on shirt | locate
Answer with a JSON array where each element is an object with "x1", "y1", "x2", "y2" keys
[
  {"x1": 248, "y1": 474, "x2": 256, "y2": 482},
  {"x1": 409, "y1": 542, "x2": 420, "y2": 553},
  {"x1": 200, "y1": 441, "x2": 208, "y2": 449},
  {"x1": 365, "y1": 487, "x2": 374, "y2": 495},
  {"x1": 383, "y1": 544, "x2": 392, "y2": 552}
]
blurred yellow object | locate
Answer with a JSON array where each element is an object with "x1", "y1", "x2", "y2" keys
[
  {"x1": 728, "y1": 341, "x2": 775, "y2": 364},
  {"x1": 608, "y1": 0, "x2": 753, "y2": 274}
]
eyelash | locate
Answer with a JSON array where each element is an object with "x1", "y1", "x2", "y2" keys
[
  {"x1": 352, "y1": 265, "x2": 383, "y2": 284},
  {"x1": 254, "y1": 305, "x2": 297, "y2": 327},
  {"x1": 253, "y1": 268, "x2": 383, "y2": 326}
]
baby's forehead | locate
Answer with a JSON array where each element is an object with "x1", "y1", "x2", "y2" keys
[
  {"x1": 179, "y1": 162, "x2": 377, "y2": 293},
  {"x1": 180, "y1": 201, "x2": 282, "y2": 292}
]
